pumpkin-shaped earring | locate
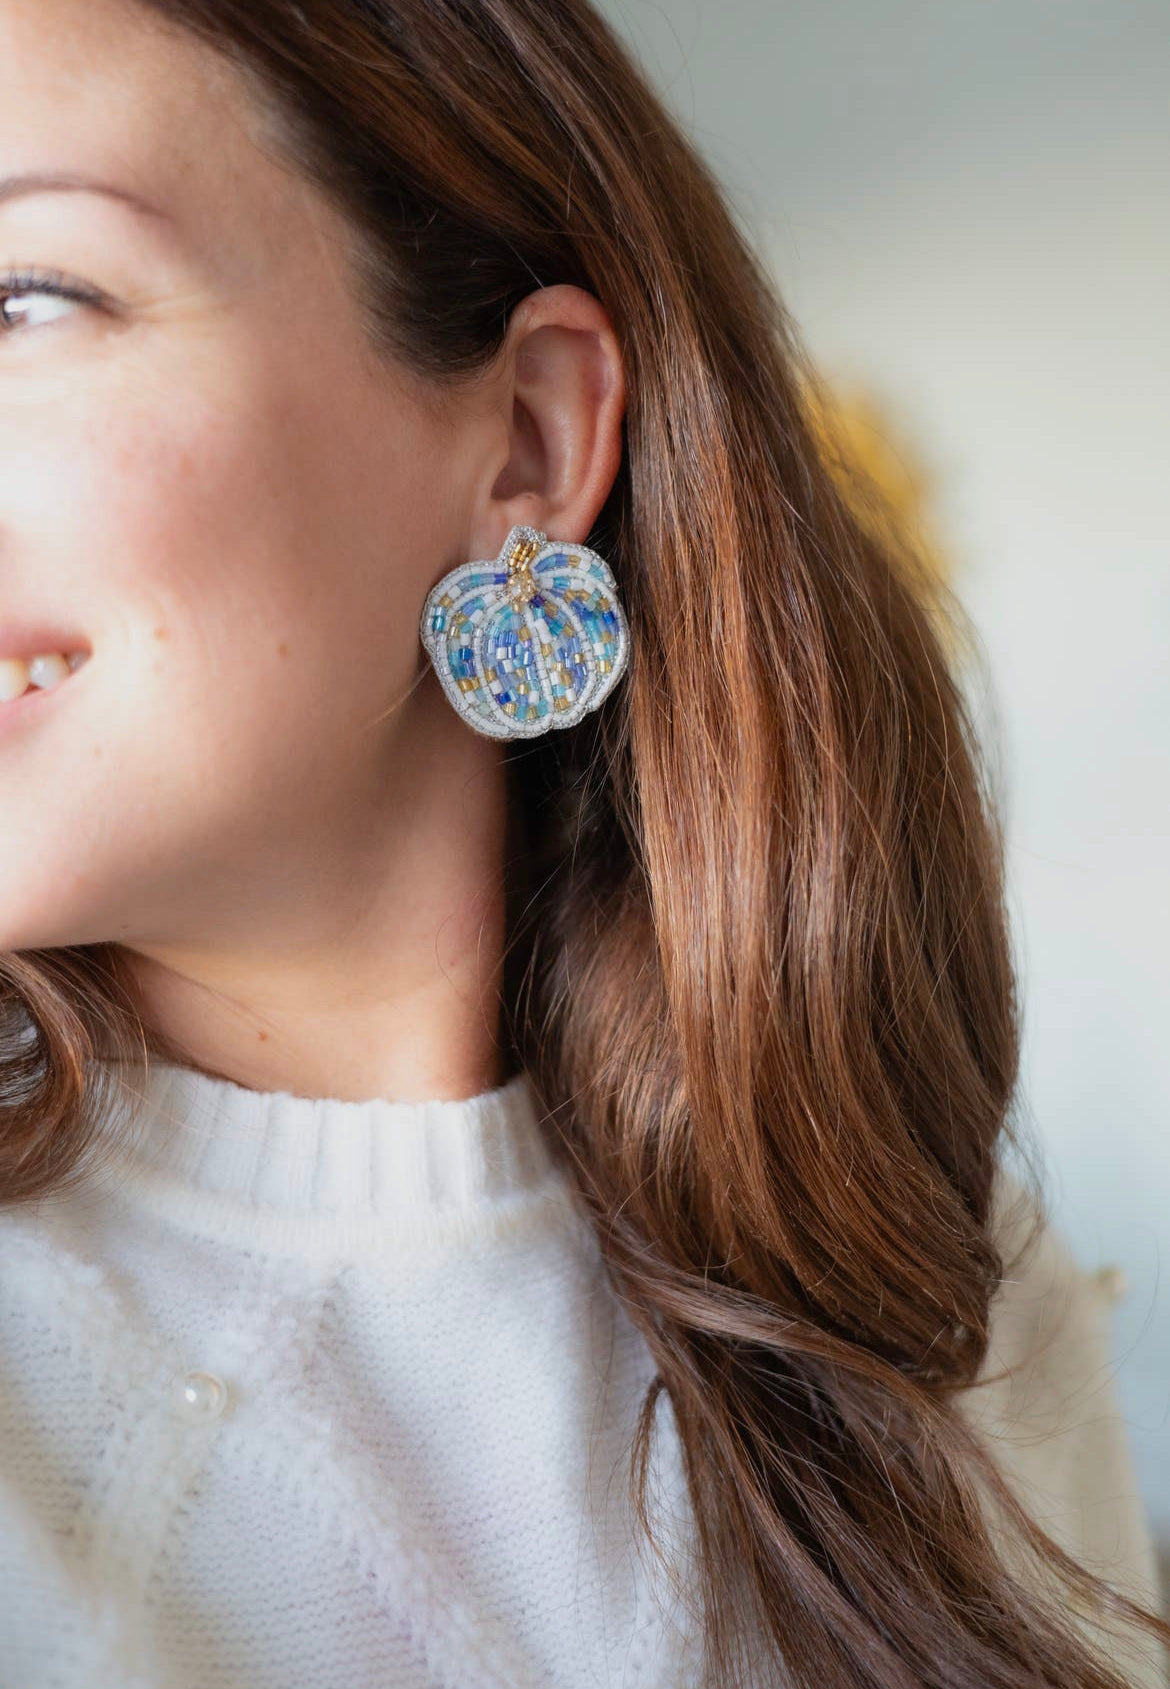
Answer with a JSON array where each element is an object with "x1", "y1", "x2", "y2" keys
[{"x1": 419, "y1": 525, "x2": 630, "y2": 739}]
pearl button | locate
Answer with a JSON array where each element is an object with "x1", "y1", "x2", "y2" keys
[{"x1": 173, "y1": 1369, "x2": 229, "y2": 1421}]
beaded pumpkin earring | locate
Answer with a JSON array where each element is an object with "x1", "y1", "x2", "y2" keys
[{"x1": 419, "y1": 525, "x2": 630, "y2": 739}]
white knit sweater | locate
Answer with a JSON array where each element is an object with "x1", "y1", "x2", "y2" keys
[{"x1": 0, "y1": 1061, "x2": 1164, "y2": 1689}]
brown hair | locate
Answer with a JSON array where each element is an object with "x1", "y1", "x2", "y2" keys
[{"x1": 2, "y1": 2, "x2": 1166, "y2": 1683}]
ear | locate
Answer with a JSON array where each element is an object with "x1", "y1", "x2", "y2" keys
[{"x1": 467, "y1": 284, "x2": 626, "y2": 558}]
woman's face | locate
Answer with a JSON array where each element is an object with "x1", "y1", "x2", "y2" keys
[{"x1": 0, "y1": 0, "x2": 496, "y2": 969}]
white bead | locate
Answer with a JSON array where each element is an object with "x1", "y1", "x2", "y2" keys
[{"x1": 173, "y1": 1369, "x2": 229, "y2": 1420}]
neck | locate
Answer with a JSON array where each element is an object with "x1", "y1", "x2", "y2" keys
[{"x1": 102, "y1": 710, "x2": 514, "y2": 1105}]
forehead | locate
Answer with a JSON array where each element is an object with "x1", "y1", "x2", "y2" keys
[{"x1": 0, "y1": 0, "x2": 299, "y2": 233}]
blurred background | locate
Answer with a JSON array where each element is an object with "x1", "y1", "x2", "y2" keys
[{"x1": 596, "y1": 0, "x2": 1169, "y2": 1592}]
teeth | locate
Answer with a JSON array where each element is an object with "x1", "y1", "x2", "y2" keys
[{"x1": 0, "y1": 650, "x2": 89, "y2": 703}]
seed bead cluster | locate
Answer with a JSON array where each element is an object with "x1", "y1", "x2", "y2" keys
[{"x1": 420, "y1": 524, "x2": 630, "y2": 740}]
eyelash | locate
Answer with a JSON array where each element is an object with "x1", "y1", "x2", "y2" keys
[{"x1": 0, "y1": 266, "x2": 104, "y2": 327}]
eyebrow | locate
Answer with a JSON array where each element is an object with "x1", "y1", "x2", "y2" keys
[{"x1": 0, "y1": 171, "x2": 169, "y2": 222}]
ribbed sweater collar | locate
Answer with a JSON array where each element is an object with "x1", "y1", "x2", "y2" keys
[{"x1": 92, "y1": 1060, "x2": 569, "y2": 1261}]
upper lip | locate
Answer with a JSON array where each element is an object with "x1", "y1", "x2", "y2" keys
[{"x1": 0, "y1": 627, "x2": 90, "y2": 662}]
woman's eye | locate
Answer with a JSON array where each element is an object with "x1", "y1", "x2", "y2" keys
[
  {"x1": 0, "y1": 271, "x2": 100, "y2": 335},
  {"x1": 0, "y1": 291, "x2": 74, "y2": 332}
]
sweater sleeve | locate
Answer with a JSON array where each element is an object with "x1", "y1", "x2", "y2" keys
[{"x1": 955, "y1": 1164, "x2": 1168, "y2": 1689}]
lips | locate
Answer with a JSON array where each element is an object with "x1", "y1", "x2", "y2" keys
[{"x1": 0, "y1": 626, "x2": 91, "y2": 662}]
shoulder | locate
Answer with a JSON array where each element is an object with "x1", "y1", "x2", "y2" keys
[
  {"x1": 974, "y1": 1162, "x2": 1126, "y2": 1436},
  {"x1": 955, "y1": 1162, "x2": 1167, "y2": 1685}
]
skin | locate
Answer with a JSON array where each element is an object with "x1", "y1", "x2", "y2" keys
[{"x1": 0, "y1": 0, "x2": 626, "y2": 1103}]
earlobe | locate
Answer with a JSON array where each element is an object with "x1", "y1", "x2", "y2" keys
[{"x1": 480, "y1": 284, "x2": 625, "y2": 552}]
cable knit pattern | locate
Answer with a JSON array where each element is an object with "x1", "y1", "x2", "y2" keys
[
  {"x1": 0, "y1": 1063, "x2": 701, "y2": 1689},
  {"x1": 0, "y1": 1061, "x2": 1163, "y2": 1688}
]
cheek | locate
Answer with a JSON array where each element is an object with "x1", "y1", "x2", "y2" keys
[
  {"x1": 91, "y1": 392, "x2": 306, "y2": 629},
  {"x1": 0, "y1": 344, "x2": 450, "y2": 950},
  {"x1": 69, "y1": 387, "x2": 433, "y2": 792}
]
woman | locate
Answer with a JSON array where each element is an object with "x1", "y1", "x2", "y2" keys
[{"x1": 0, "y1": 0, "x2": 1165, "y2": 1684}]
